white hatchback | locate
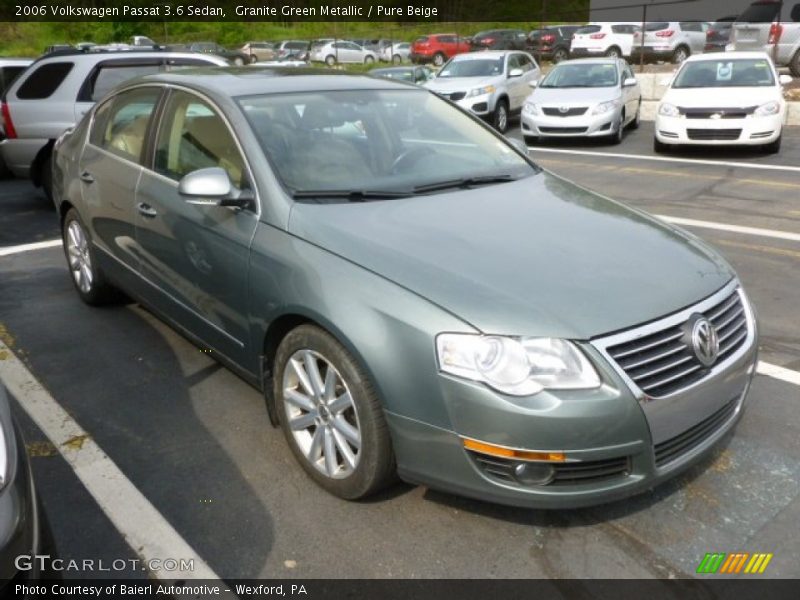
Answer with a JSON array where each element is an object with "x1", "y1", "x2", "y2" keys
[{"x1": 655, "y1": 52, "x2": 791, "y2": 154}]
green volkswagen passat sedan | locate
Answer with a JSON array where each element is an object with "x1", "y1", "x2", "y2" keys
[{"x1": 52, "y1": 68, "x2": 758, "y2": 508}]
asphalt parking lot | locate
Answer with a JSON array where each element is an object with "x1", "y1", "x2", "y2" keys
[{"x1": 1, "y1": 121, "x2": 799, "y2": 581}]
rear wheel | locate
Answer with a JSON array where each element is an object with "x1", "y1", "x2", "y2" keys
[
  {"x1": 274, "y1": 325, "x2": 396, "y2": 499},
  {"x1": 672, "y1": 46, "x2": 689, "y2": 64},
  {"x1": 493, "y1": 99, "x2": 509, "y2": 133},
  {"x1": 325, "y1": 55, "x2": 336, "y2": 67},
  {"x1": 62, "y1": 208, "x2": 121, "y2": 305},
  {"x1": 790, "y1": 49, "x2": 800, "y2": 78},
  {"x1": 433, "y1": 52, "x2": 446, "y2": 67},
  {"x1": 605, "y1": 46, "x2": 621, "y2": 58},
  {"x1": 232, "y1": 56, "x2": 245, "y2": 66},
  {"x1": 553, "y1": 48, "x2": 569, "y2": 63},
  {"x1": 392, "y1": 54, "x2": 402, "y2": 64},
  {"x1": 364, "y1": 55, "x2": 375, "y2": 65}
]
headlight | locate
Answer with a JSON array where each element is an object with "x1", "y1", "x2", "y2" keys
[
  {"x1": 591, "y1": 100, "x2": 619, "y2": 115},
  {"x1": 658, "y1": 102, "x2": 679, "y2": 117},
  {"x1": 467, "y1": 85, "x2": 496, "y2": 97},
  {"x1": 523, "y1": 102, "x2": 540, "y2": 115},
  {"x1": 754, "y1": 100, "x2": 780, "y2": 116},
  {"x1": 436, "y1": 334, "x2": 601, "y2": 396}
]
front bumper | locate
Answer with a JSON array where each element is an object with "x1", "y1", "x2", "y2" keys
[
  {"x1": 521, "y1": 106, "x2": 621, "y2": 138},
  {"x1": 453, "y1": 93, "x2": 494, "y2": 117},
  {"x1": 390, "y1": 282, "x2": 758, "y2": 509},
  {"x1": 655, "y1": 113, "x2": 783, "y2": 146}
]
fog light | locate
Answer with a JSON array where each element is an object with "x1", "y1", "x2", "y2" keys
[{"x1": 513, "y1": 462, "x2": 555, "y2": 486}]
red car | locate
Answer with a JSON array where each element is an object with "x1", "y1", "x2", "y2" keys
[{"x1": 410, "y1": 33, "x2": 471, "y2": 66}]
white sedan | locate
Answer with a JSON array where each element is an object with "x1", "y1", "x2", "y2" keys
[
  {"x1": 309, "y1": 41, "x2": 377, "y2": 66},
  {"x1": 655, "y1": 52, "x2": 791, "y2": 154}
]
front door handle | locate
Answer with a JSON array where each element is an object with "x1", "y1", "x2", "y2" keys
[
  {"x1": 79, "y1": 171, "x2": 94, "y2": 184},
  {"x1": 136, "y1": 202, "x2": 158, "y2": 218}
]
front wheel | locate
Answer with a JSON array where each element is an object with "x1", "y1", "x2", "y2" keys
[
  {"x1": 62, "y1": 208, "x2": 121, "y2": 305},
  {"x1": 552, "y1": 48, "x2": 569, "y2": 63},
  {"x1": 274, "y1": 325, "x2": 396, "y2": 499},
  {"x1": 762, "y1": 134, "x2": 782, "y2": 154},
  {"x1": 232, "y1": 56, "x2": 245, "y2": 66},
  {"x1": 672, "y1": 46, "x2": 689, "y2": 64},
  {"x1": 610, "y1": 113, "x2": 625, "y2": 145},
  {"x1": 493, "y1": 99, "x2": 509, "y2": 133},
  {"x1": 432, "y1": 52, "x2": 446, "y2": 67}
]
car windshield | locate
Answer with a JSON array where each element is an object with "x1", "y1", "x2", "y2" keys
[
  {"x1": 540, "y1": 63, "x2": 619, "y2": 88},
  {"x1": 237, "y1": 89, "x2": 536, "y2": 198},
  {"x1": 672, "y1": 59, "x2": 775, "y2": 88},
  {"x1": 437, "y1": 58, "x2": 504, "y2": 78}
]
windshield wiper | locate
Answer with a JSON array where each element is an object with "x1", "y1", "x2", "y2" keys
[
  {"x1": 292, "y1": 189, "x2": 411, "y2": 202},
  {"x1": 413, "y1": 174, "x2": 516, "y2": 194}
]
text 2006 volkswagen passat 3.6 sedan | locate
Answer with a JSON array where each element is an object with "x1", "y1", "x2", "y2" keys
[{"x1": 52, "y1": 67, "x2": 757, "y2": 508}]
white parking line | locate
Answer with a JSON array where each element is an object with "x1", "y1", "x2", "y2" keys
[
  {"x1": 657, "y1": 215, "x2": 800, "y2": 243},
  {"x1": 0, "y1": 340, "x2": 225, "y2": 584},
  {"x1": 0, "y1": 239, "x2": 61, "y2": 257},
  {"x1": 757, "y1": 362, "x2": 800, "y2": 387},
  {"x1": 527, "y1": 146, "x2": 800, "y2": 174}
]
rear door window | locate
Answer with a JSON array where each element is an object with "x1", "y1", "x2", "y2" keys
[
  {"x1": 92, "y1": 87, "x2": 162, "y2": 163},
  {"x1": 16, "y1": 62, "x2": 74, "y2": 99}
]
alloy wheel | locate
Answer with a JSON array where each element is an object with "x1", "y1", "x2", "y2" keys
[
  {"x1": 282, "y1": 349, "x2": 362, "y2": 479},
  {"x1": 66, "y1": 220, "x2": 93, "y2": 294}
]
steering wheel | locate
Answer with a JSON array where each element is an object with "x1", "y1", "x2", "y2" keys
[{"x1": 390, "y1": 146, "x2": 435, "y2": 174}]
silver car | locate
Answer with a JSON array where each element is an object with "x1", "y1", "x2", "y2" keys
[
  {"x1": 521, "y1": 58, "x2": 642, "y2": 144},
  {"x1": 309, "y1": 41, "x2": 377, "y2": 66},
  {"x1": 424, "y1": 50, "x2": 540, "y2": 133}
]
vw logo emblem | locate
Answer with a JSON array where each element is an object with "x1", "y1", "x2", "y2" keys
[
  {"x1": 691, "y1": 317, "x2": 720, "y2": 367},
  {"x1": 559, "y1": 105, "x2": 570, "y2": 114}
]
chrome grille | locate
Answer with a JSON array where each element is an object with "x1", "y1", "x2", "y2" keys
[
  {"x1": 470, "y1": 452, "x2": 631, "y2": 487},
  {"x1": 654, "y1": 398, "x2": 737, "y2": 467},
  {"x1": 542, "y1": 106, "x2": 588, "y2": 117},
  {"x1": 680, "y1": 106, "x2": 755, "y2": 119},
  {"x1": 606, "y1": 289, "x2": 749, "y2": 398}
]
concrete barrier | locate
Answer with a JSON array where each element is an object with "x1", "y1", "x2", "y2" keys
[{"x1": 634, "y1": 73, "x2": 800, "y2": 124}]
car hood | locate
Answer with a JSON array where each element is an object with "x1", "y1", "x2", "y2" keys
[
  {"x1": 288, "y1": 174, "x2": 733, "y2": 339},
  {"x1": 426, "y1": 76, "x2": 499, "y2": 92},
  {"x1": 530, "y1": 86, "x2": 621, "y2": 104},
  {"x1": 662, "y1": 86, "x2": 780, "y2": 108}
]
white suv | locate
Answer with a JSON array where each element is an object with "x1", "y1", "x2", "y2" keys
[
  {"x1": 570, "y1": 23, "x2": 640, "y2": 59},
  {"x1": 0, "y1": 49, "x2": 227, "y2": 200},
  {"x1": 631, "y1": 21, "x2": 709, "y2": 64}
]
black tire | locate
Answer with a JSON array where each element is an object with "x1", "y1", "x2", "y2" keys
[
  {"x1": 325, "y1": 55, "x2": 336, "y2": 67},
  {"x1": 232, "y1": 56, "x2": 245, "y2": 66},
  {"x1": 364, "y1": 55, "x2": 375, "y2": 65},
  {"x1": 62, "y1": 208, "x2": 122, "y2": 305},
  {"x1": 672, "y1": 46, "x2": 689, "y2": 64},
  {"x1": 605, "y1": 46, "x2": 622, "y2": 58},
  {"x1": 790, "y1": 50, "x2": 800, "y2": 78},
  {"x1": 274, "y1": 324, "x2": 396, "y2": 499},
  {"x1": 762, "y1": 134, "x2": 782, "y2": 154},
  {"x1": 653, "y1": 138, "x2": 671, "y2": 153},
  {"x1": 610, "y1": 112, "x2": 625, "y2": 145},
  {"x1": 553, "y1": 47, "x2": 569, "y2": 63},
  {"x1": 493, "y1": 99, "x2": 509, "y2": 133},
  {"x1": 41, "y1": 154, "x2": 53, "y2": 203},
  {"x1": 248, "y1": 54, "x2": 258, "y2": 64},
  {"x1": 630, "y1": 102, "x2": 641, "y2": 130},
  {"x1": 433, "y1": 52, "x2": 446, "y2": 67}
]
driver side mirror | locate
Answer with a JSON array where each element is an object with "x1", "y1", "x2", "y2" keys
[
  {"x1": 508, "y1": 68, "x2": 524, "y2": 78},
  {"x1": 779, "y1": 74, "x2": 793, "y2": 86},
  {"x1": 622, "y1": 77, "x2": 637, "y2": 87},
  {"x1": 178, "y1": 167, "x2": 253, "y2": 209},
  {"x1": 529, "y1": 79, "x2": 539, "y2": 88}
]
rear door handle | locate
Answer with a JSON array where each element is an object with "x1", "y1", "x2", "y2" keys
[
  {"x1": 79, "y1": 171, "x2": 94, "y2": 184},
  {"x1": 136, "y1": 202, "x2": 158, "y2": 218}
]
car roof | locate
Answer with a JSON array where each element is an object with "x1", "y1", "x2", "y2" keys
[
  {"x1": 130, "y1": 66, "x2": 421, "y2": 96},
  {"x1": 449, "y1": 50, "x2": 517, "y2": 60}
]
